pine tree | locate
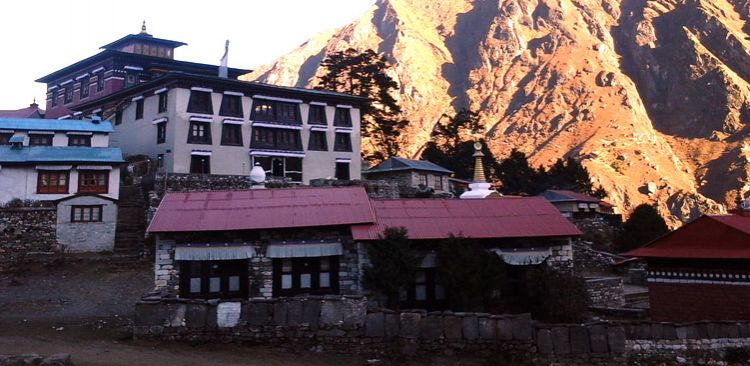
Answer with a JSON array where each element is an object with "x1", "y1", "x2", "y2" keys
[
  {"x1": 497, "y1": 149, "x2": 545, "y2": 195},
  {"x1": 316, "y1": 48, "x2": 407, "y2": 161},
  {"x1": 362, "y1": 226, "x2": 419, "y2": 310},
  {"x1": 616, "y1": 204, "x2": 670, "y2": 252}
]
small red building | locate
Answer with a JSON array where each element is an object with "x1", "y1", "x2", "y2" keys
[{"x1": 623, "y1": 210, "x2": 750, "y2": 322}]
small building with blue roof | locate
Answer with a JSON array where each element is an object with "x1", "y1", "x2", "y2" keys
[
  {"x1": 0, "y1": 117, "x2": 125, "y2": 253},
  {"x1": 363, "y1": 157, "x2": 454, "y2": 194}
]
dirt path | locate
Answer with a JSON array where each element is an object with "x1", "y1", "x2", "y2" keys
[{"x1": 0, "y1": 260, "x2": 488, "y2": 366}]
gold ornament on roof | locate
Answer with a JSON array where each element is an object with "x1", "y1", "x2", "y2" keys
[{"x1": 472, "y1": 141, "x2": 486, "y2": 183}]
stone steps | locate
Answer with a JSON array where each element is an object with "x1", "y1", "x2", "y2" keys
[{"x1": 114, "y1": 184, "x2": 148, "y2": 263}]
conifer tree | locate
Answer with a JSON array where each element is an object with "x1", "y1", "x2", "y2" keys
[
  {"x1": 617, "y1": 204, "x2": 670, "y2": 252},
  {"x1": 316, "y1": 48, "x2": 407, "y2": 161},
  {"x1": 362, "y1": 226, "x2": 419, "y2": 310}
]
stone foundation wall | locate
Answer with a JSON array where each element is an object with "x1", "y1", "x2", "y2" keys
[
  {"x1": 133, "y1": 296, "x2": 535, "y2": 354},
  {"x1": 0, "y1": 207, "x2": 57, "y2": 270},
  {"x1": 585, "y1": 277, "x2": 625, "y2": 307}
]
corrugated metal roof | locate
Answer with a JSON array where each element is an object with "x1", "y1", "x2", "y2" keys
[
  {"x1": 364, "y1": 157, "x2": 453, "y2": 175},
  {"x1": 147, "y1": 186, "x2": 376, "y2": 233},
  {"x1": 622, "y1": 214, "x2": 750, "y2": 259},
  {"x1": 0, "y1": 146, "x2": 124, "y2": 164},
  {"x1": 539, "y1": 189, "x2": 601, "y2": 203},
  {"x1": 0, "y1": 118, "x2": 113, "y2": 133},
  {"x1": 351, "y1": 197, "x2": 581, "y2": 240}
]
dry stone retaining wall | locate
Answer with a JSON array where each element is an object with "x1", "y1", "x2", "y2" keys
[{"x1": 0, "y1": 207, "x2": 57, "y2": 270}]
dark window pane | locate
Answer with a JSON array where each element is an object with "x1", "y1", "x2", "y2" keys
[
  {"x1": 333, "y1": 108, "x2": 351, "y2": 127},
  {"x1": 29, "y1": 134, "x2": 53, "y2": 146},
  {"x1": 78, "y1": 170, "x2": 109, "y2": 193},
  {"x1": 158, "y1": 93, "x2": 168, "y2": 113},
  {"x1": 79, "y1": 77, "x2": 90, "y2": 99},
  {"x1": 308, "y1": 131, "x2": 327, "y2": 151},
  {"x1": 219, "y1": 95, "x2": 243, "y2": 117},
  {"x1": 135, "y1": 99, "x2": 144, "y2": 120},
  {"x1": 221, "y1": 124, "x2": 243, "y2": 146},
  {"x1": 251, "y1": 100, "x2": 300, "y2": 124},
  {"x1": 0, "y1": 133, "x2": 12, "y2": 145},
  {"x1": 250, "y1": 127, "x2": 301, "y2": 151},
  {"x1": 37, "y1": 171, "x2": 69, "y2": 194},
  {"x1": 187, "y1": 91, "x2": 214, "y2": 114},
  {"x1": 333, "y1": 133, "x2": 352, "y2": 152},
  {"x1": 308, "y1": 105, "x2": 327, "y2": 125},
  {"x1": 335, "y1": 162, "x2": 350, "y2": 180},
  {"x1": 115, "y1": 110, "x2": 122, "y2": 125},
  {"x1": 68, "y1": 135, "x2": 91, "y2": 146},
  {"x1": 96, "y1": 72, "x2": 105, "y2": 92},
  {"x1": 64, "y1": 87, "x2": 73, "y2": 104},
  {"x1": 50, "y1": 90, "x2": 58, "y2": 107},
  {"x1": 190, "y1": 155, "x2": 211, "y2": 174},
  {"x1": 156, "y1": 123, "x2": 166, "y2": 144}
]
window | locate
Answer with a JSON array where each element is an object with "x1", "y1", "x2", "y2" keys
[
  {"x1": 308, "y1": 131, "x2": 327, "y2": 151},
  {"x1": 308, "y1": 105, "x2": 327, "y2": 125},
  {"x1": 78, "y1": 170, "x2": 109, "y2": 193},
  {"x1": 219, "y1": 95, "x2": 243, "y2": 117},
  {"x1": 71, "y1": 205, "x2": 102, "y2": 223},
  {"x1": 37, "y1": 171, "x2": 69, "y2": 194},
  {"x1": 434, "y1": 175, "x2": 444, "y2": 190},
  {"x1": 253, "y1": 156, "x2": 302, "y2": 183},
  {"x1": 79, "y1": 77, "x2": 90, "y2": 99},
  {"x1": 273, "y1": 256, "x2": 339, "y2": 297},
  {"x1": 251, "y1": 100, "x2": 300, "y2": 124},
  {"x1": 135, "y1": 99, "x2": 144, "y2": 120},
  {"x1": 220, "y1": 124, "x2": 242, "y2": 146},
  {"x1": 64, "y1": 87, "x2": 73, "y2": 104},
  {"x1": 187, "y1": 122, "x2": 212, "y2": 144},
  {"x1": 158, "y1": 92, "x2": 168, "y2": 113},
  {"x1": 68, "y1": 135, "x2": 91, "y2": 147},
  {"x1": 401, "y1": 268, "x2": 446, "y2": 311},
  {"x1": 333, "y1": 132, "x2": 351, "y2": 152},
  {"x1": 157, "y1": 154, "x2": 164, "y2": 169},
  {"x1": 115, "y1": 110, "x2": 122, "y2": 125},
  {"x1": 156, "y1": 123, "x2": 166, "y2": 144},
  {"x1": 29, "y1": 134, "x2": 53, "y2": 146},
  {"x1": 50, "y1": 89, "x2": 58, "y2": 107},
  {"x1": 333, "y1": 108, "x2": 352, "y2": 127},
  {"x1": 0, "y1": 133, "x2": 11, "y2": 145},
  {"x1": 418, "y1": 173, "x2": 428, "y2": 186},
  {"x1": 190, "y1": 155, "x2": 211, "y2": 174},
  {"x1": 179, "y1": 259, "x2": 248, "y2": 299},
  {"x1": 96, "y1": 72, "x2": 105, "y2": 92},
  {"x1": 251, "y1": 127, "x2": 301, "y2": 151},
  {"x1": 126, "y1": 73, "x2": 139, "y2": 88},
  {"x1": 187, "y1": 90, "x2": 213, "y2": 114},
  {"x1": 335, "y1": 162, "x2": 350, "y2": 180}
]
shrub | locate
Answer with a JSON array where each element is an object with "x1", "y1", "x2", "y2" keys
[
  {"x1": 531, "y1": 267, "x2": 589, "y2": 323},
  {"x1": 362, "y1": 226, "x2": 419, "y2": 310}
]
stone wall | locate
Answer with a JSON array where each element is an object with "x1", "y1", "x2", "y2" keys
[
  {"x1": 572, "y1": 241, "x2": 625, "y2": 273},
  {"x1": 133, "y1": 295, "x2": 750, "y2": 364},
  {"x1": 585, "y1": 277, "x2": 625, "y2": 307},
  {"x1": 133, "y1": 296, "x2": 534, "y2": 354},
  {"x1": 0, "y1": 207, "x2": 57, "y2": 270}
]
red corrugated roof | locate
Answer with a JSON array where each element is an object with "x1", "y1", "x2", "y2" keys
[
  {"x1": 623, "y1": 214, "x2": 750, "y2": 259},
  {"x1": 147, "y1": 186, "x2": 376, "y2": 233},
  {"x1": 351, "y1": 197, "x2": 581, "y2": 240}
]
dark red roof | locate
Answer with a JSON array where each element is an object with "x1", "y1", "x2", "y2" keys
[
  {"x1": 541, "y1": 189, "x2": 601, "y2": 203},
  {"x1": 351, "y1": 197, "x2": 581, "y2": 240},
  {"x1": 0, "y1": 105, "x2": 44, "y2": 118},
  {"x1": 623, "y1": 213, "x2": 750, "y2": 259},
  {"x1": 147, "y1": 186, "x2": 375, "y2": 233}
]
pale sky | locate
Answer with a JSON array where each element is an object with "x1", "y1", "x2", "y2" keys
[{"x1": 0, "y1": 0, "x2": 376, "y2": 110}]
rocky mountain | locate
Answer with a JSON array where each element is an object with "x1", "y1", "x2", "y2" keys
[{"x1": 243, "y1": 0, "x2": 750, "y2": 225}]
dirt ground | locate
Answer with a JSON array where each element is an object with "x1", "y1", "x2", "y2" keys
[{"x1": 0, "y1": 259, "x2": 491, "y2": 366}]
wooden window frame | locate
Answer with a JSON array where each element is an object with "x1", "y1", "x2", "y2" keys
[
  {"x1": 434, "y1": 175, "x2": 444, "y2": 190},
  {"x1": 220, "y1": 124, "x2": 243, "y2": 146},
  {"x1": 335, "y1": 162, "x2": 350, "y2": 180},
  {"x1": 187, "y1": 122, "x2": 212, "y2": 145},
  {"x1": 78, "y1": 170, "x2": 109, "y2": 194},
  {"x1": 156, "y1": 123, "x2": 166, "y2": 144},
  {"x1": 187, "y1": 90, "x2": 214, "y2": 114},
  {"x1": 135, "y1": 99, "x2": 144, "y2": 120},
  {"x1": 70, "y1": 205, "x2": 103, "y2": 223},
  {"x1": 307, "y1": 105, "x2": 327, "y2": 125},
  {"x1": 68, "y1": 135, "x2": 91, "y2": 147},
  {"x1": 179, "y1": 260, "x2": 249, "y2": 299},
  {"x1": 158, "y1": 92, "x2": 168, "y2": 113},
  {"x1": 250, "y1": 127, "x2": 302, "y2": 151},
  {"x1": 96, "y1": 72, "x2": 105, "y2": 92},
  {"x1": 79, "y1": 77, "x2": 90, "y2": 99},
  {"x1": 37, "y1": 171, "x2": 69, "y2": 194},
  {"x1": 272, "y1": 256, "x2": 339, "y2": 297},
  {"x1": 219, "y1": 95, "x2": 243, "y2": 118},
  {"x1": 333, "y1": 132, "x2": 352, "y2": 152},
  {"x1": 400, "y1": 267, "x2": 447, "y2": 311},
  {"x1": 250, "y1": 100, "x2": 301, "y2": 124},
  {"x1": 418, "y1": 173, "x2": 428, "y2": 186},
  {"x1": 29, "y1": 134, "x2": 53, "y2": 146},
  {"x1": 307, "y1": 131, "x2": 327, "y2": 151},
  {"x1": 50, "y1": 89, "x2": 58, "y2": 107},
  {"x1": 333, "y1": 108, "x2": 352, "y2": 127},
  {"x1": 64, "y1": 87, "x2": 73, "y2": 104}
]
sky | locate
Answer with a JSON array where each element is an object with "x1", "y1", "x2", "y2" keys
[{"x1": 0, "y1": 0, "x2": 376, "y2": 110}]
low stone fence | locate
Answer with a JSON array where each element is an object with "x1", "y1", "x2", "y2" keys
[
  {"x1": 585, "y1": 277, "x2": 625, "y2": 307},
  {"x1": 0, "y1": 353, "x2": 72, "y2": 366},
  {"x1": 133, "y1": 296, "x2": 534, "y2": 354},
  {"x1": 0, "y1": 207, "x2": 57, "y2": 271}
]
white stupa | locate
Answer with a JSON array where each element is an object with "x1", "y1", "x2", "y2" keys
[
  {"x1": 460, "y1": 141, "x2": 502, "y2": 199},
  {"x1": 249, "y1": 163, "x2": 266, "y2": 189}
]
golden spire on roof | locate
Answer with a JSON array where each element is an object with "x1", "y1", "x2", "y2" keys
[{"x1": 472, "y1": 141, "x2": 486, "y2": 183}]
